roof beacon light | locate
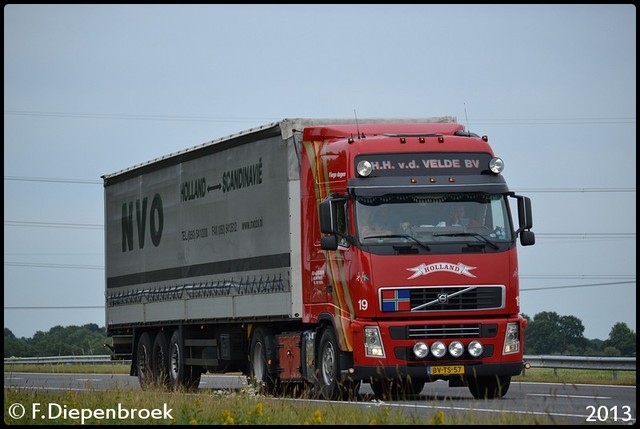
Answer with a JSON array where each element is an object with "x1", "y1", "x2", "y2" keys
[
  {"x1": 489, "y1": 157, "x2": 504, "y2": 174},
  {"x1": 357, "y1": 160, "x2": 373, "y2": 177}
]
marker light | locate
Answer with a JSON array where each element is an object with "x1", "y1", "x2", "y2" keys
[
  {"x1": 489, "y1": 157, "x2": 504, "y2": 174},
  {"x1": 357, "y1": 160, "x2": 373, "y2": 177},
  {"x1": 413, "y1": 342, "x2": 429, "y2": 358}
]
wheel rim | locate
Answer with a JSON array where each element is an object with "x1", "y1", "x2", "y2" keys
[
  {"x1": 252, "y1": 342, "x2": 265, "y2": 381},
  {"x1": 138, "y1": 345, "x2": 149, "y2": 379},
  {"x1": 170, "y1": 343, "x2": 180, "y2": 380},
  {"x1": 321, "y1": 341, "x2": 335, "y2": 385}
]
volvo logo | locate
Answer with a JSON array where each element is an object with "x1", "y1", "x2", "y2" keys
[{"x1": 437, "y1": 293, "x2": 448, "y2": 304}]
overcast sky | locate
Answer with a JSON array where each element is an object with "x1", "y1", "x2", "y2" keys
[{"x1": 4, "y1": 4, "x2": 636, "y2": 341}]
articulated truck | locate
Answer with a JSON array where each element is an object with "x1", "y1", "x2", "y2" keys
[{"x1": 103, "y1": 117, "x2": 535, "y2": 400}]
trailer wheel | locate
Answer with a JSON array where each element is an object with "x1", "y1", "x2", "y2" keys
[
  {"x1": 249, "y1": 327, "x2": 276, "y2": 394},
  {"x1": 467, "y1": 375, "x2": 511, "y2": 399},
  {"x1": 316, "y1": 327, "x2": 342, "y2": 400},
  {"x1": 152, "y1": 331, "x2": 170, "y2": 387},
  {"x1": 370, "y1": 378, "x2": 425, "y2": 400},
  {"x1": 168, "y1": 329, "x2": 201, "y2": 391},
  {"x1": 136, "y1": 331, "x2": 154, "y2": 389}
]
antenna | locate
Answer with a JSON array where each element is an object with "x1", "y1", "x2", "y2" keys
[
  {"x1": 354, "y1": 109, "x2": 361, "y2": 139},
  {"x1": 463, "y1": 103, "x2": 470, "y2": 134}
]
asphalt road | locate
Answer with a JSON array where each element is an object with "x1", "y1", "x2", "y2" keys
[{"x1": 4, "y1": 372, "x2": 636, "y2": 425}]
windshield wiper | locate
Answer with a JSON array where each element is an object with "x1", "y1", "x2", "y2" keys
[
  {"x1": 362, "y1": 234, "x2": 431, "y2": 251},
  {"x1": 432, "y1": 232, "x2": 499, "y2": 250}
]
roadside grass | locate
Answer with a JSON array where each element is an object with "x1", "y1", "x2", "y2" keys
[
  {"x1": 4, "y1": 386, "x2": 580, "y2": 425},
  {"x1": 514, "y1": 367, "x2": 636, "y2": 386},
  {"x1": 5, "y1": 364, "x2": 634, "y2": 425}
]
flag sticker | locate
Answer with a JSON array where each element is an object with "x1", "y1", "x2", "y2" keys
[{"x1": 381, "y1": 289, "x2": 411, "y2": 312}]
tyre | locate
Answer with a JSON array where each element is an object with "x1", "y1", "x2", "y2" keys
[
  {"x1": 316, "y1": 327, "x2": 342, "y2": 400},
  {"x1": 136, "y1": 331, "x2": 154, "y2": 390},
  {"x1": 248, "y1": 327, "x2": 276, "y2": 394},
  {"x1": 404, "y1": 379, "x2": 425, "y2": 396},
  {"x1": 467, "y1": 375, "x2": 511, "y2": 399},
  {"x1": 152, "y1": 331, "x2": 170, "y2": 387},
  {"x1": 370, "y1": 378, "x2": 425, "y2": 400},
  {"x1": 168, "y1": 329, "x2": 201, "y2": 391},
  {"x1": 370, "y1": 379, "x2": 391, "y2": 400}
]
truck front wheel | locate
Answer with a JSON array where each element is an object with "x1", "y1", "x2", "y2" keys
[
  {"x1": 370, "y1": 378, "x2": 425, "y2": 400},
  {"x1": 467, "y1": 375, "x2": 511, "y2": 399},
  {"x1": 316, "y1": 328, "x2": 341, "y2": 400}
]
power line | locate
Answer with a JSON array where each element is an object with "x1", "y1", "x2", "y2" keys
[
  {"x1": 4, "y1": 262, "x2": 103, "y2": 270},
  {"x1": 4, "y1": 260, "x2": 636, "y2": 291},
  {"x1": 521, "y1": 275, "x2": 636, "y2": 280},
  {"x1": 5, "y1": 176, "x2": 636, "y2": 194},
  {"x1": 535, "y1": 233, "x2": 635, "y2": 238},
  {"x1": 4, "y1": 282, "x2": 635, "y2": 311},
  {"x1": 4, "y1": 110, "x2": 635, "y2": 125},
  {"x1": 5, "y1": 221, "x2": 634, "y2": 239},
  {"x1": 514, "y1": 188, "x2": 635, "y2": 193},
  {"x1": 521, "y1": 281, "x2": 635, "y2": 291},
  {"x1": 4, "y1": 176, "x2": 101, "y2": 184},
  {"x1": 4, "y1": 110, "x2": 276, "y2": 123},
  {"x1": 5, "y1": 221, "x2": 102, "y2": 230},
  {"x1": 4, "y1": 306, "x2": 104, "y2": 310}
]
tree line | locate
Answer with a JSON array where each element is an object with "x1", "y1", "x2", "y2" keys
[{"x1": 3, "y1": 312, "x2": 636, "y2": 358}]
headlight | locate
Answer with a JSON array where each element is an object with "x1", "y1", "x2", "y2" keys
[
  {"x1": 503, "y1": 322, "x2": 520, "y2": 354},
  {"x1": 489, "y1": 157, "x2": 504, "y2": 174},
  {"x1": 468, "y1": 340, "x2": 484, "y2": 357},
  {"x1": 357, "y1": 160, "x2": 373, "y2": 177},
  {"x1": 364, "y1": 326, "x2": 385, "y2": 357},
  {"x1": 448, "y1": 341, "x2": 464, "y2": 358},
  {"x1": 413, "y1": 342, "x2": 429, "y2": 359},
  {"x1": 430, "y1": 341, "x2": 446, "y2": 358}
]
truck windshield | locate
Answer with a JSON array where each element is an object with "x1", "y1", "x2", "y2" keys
[{"x1": 355, "y1": 193, "x2": 512, "y2": 245}]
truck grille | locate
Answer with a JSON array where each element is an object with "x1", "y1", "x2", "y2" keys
[
  {"x1": 389, "y1": 323, "x2": 498, "y2": 340},
  {"x1": 408, "y1": 324, "x2": 481, "y2": 338},
  {"x1": 408, "y1": 285, "x2": 504, "y2": 311}
]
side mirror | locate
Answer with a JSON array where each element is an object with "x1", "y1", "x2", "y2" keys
[
  {"x1": 520, "y1": 230, "x2": 535, "y2": 246},
  {"x1": 319, "y1": 199, "x2": 336, "y2": 234},
  {"x1": 517, "y1": 196, "x2": 533, "y2": 230},
  {"x1": 320, "y1": 235, "x2": 339, "y2": 250}
]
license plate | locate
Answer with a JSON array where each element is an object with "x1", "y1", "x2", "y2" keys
[{"x1": 428, "y1": 365, "x2": 465, "y2": 375}]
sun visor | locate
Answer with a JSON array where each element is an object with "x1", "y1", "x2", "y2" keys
[{"x1": 348, "y1": 175, "x2": 509, "y2": 196}]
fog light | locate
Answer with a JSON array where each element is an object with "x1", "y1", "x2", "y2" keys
[
  {"x1": 430, "y1": 341, "x2": 446, "y2": 358},
  {"x1": 448, "y1": 341, "x2": 464, "y2": 357},
  {"x1": 468, "y1": 340, "x2": 483, "y2": 357},
  {"x1": 413, "y1": 342, "x2": 429, "y2": 358}
]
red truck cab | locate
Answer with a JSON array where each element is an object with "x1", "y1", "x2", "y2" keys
[{"x1": 299, "y1": 122, "x2": 534, "y2": 399}]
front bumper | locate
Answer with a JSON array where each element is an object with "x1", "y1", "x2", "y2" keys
[{"x1": 353, "y1": 360, "x2": 523, "y2": 382}]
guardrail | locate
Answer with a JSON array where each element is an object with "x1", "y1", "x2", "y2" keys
[
  {"x1": 522, "y1": 354, "x2": 635, "y2": 380},
  {"x1": 4, "y1": 354, "x2": 635, "y2": 372},
  {"x1": 4, "y1": 355, "x2": 128, "y2": 365}
]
